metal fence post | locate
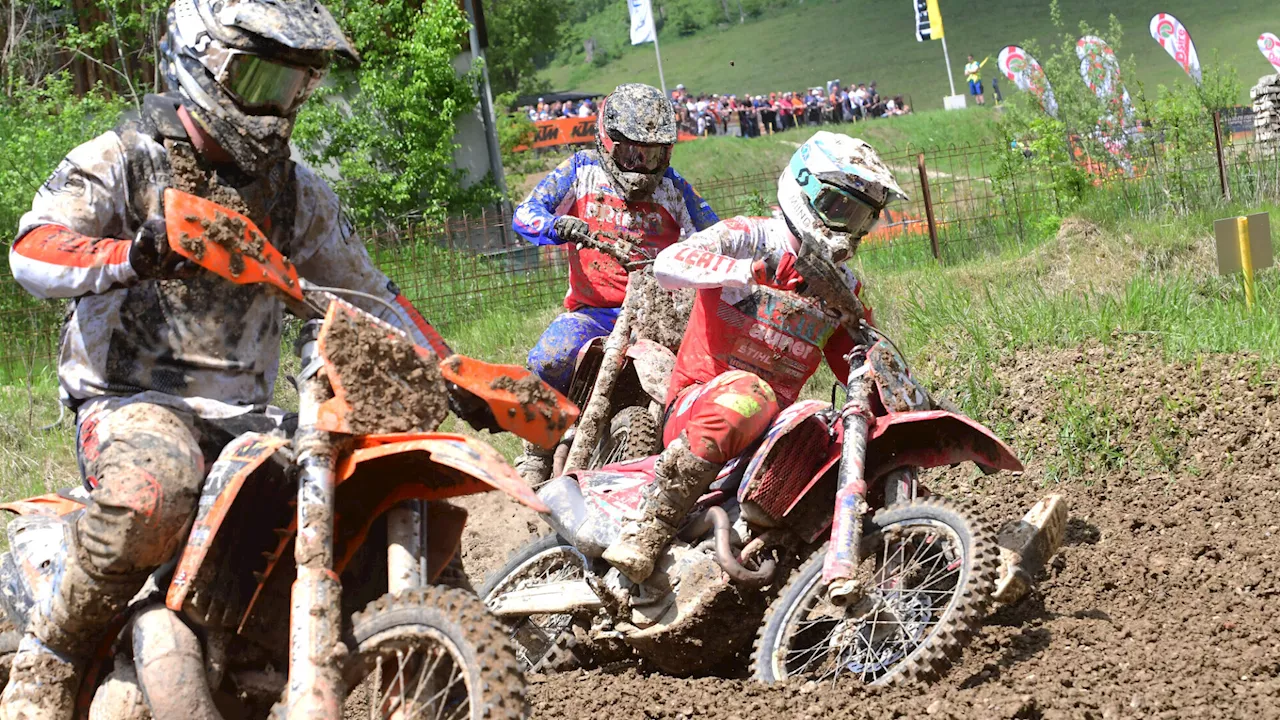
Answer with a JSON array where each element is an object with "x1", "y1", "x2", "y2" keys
[
  {"x1": 1213, "y1": 110, "x2": 1230, "y2": 202},
  {"x1": 917, "y1": 152, "x2": 941, "y2": 261}
]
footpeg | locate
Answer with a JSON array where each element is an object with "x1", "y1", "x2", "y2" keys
[{"x1": 993, "y1": 494, "x2": 1068, "y2": 604}]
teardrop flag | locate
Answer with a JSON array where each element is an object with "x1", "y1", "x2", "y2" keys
[
  {"x1": 1261, "y1": 33, "x2": 1280, "y2": 74},
  {"x1": 1076, "y1": 36, "x2": 1135, "y2": 174},
  {"x1": 1150, "y1": 13, "x2": 1202, "y2": 85},
  {"x1": 997, "y1": 46, "x2": 1058, "y2": 117}
]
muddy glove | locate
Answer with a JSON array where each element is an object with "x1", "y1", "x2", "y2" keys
[
  {"x1": 553, "y1": 216, "x2": 591, "y2": 245},
  {"x1": 448, "y1": 382, "x2": 503, "y2": 434},
  {"x1": 751, "y1": 251, "x2": 805, "y2": 291},
  {"x1": 128, "y1": 217, "x2": 191, "y2": 279}
]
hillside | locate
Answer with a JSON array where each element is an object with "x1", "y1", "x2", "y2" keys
[{"x1": 539, "y1": 0, "x2": 1280, "y2": 110}]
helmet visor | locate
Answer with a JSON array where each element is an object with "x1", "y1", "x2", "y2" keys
[
  {"x1": 610, "y1": 140, "x2": 673, "y2": 174},
  {"x1": 812, "y1": 185, "x2": 881, "y2": 235},
  {"x1": 219, "y1": 52, "x2": 323, "y2": 114}
]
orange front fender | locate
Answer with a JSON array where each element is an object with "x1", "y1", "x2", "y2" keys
[{"x1": 337, "y1": 432, "x2": 547, "y2": 513}]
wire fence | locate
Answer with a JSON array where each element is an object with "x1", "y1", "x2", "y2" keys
[{"x1": 0, "y1": 109, "x2": 1275, "y2": 381}]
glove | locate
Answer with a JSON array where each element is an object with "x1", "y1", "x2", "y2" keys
[
  {"x1": 553, "y1": 215, "x2": 590, "y2": 245},
  {"x1": 128, "y1": 217, "x2": 189, "y2": 279},
  {"x1": 751, "y1": 251, "x2": 805, "y2": 291},
  {"x1": 448, "y1": 382, "x2": 504, "y2": 434}
]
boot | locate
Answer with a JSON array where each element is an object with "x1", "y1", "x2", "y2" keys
[
  {"x1": 603, "y1": 438, "x2": 719, "y2": 583},
  {"x1": 514, "y1": 440, "x2": 555, "y2": 488},
  {"x1": 1, "y1": 531, "x2": 140, "y2": 720},
  {"x1": 993, "y1": 494, "x2": 1068, "y2": 604}
]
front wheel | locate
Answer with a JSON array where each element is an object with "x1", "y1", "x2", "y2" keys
[
  {"x1": 342, "y1": 587, "x2": 528, "y2": 720},
  {"x1": 753, "y1": 498, "x2": 997, "y2": 687}
]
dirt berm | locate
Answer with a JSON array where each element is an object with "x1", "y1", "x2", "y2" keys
[{"x1": 461, "y1": 339, "x2": 1280, "y2": 719}]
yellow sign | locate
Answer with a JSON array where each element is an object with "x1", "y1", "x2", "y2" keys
[{"x1": 926, "y1": 0, "x2": 944, "y2": 40}]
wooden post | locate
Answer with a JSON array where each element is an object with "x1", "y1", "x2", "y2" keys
[
  {"x1": 917, "y1": 153, "x2": 941, "y2": 260},
  {"x1": 1213, "y1": 110, "x2": 1230, "y2": 201}
]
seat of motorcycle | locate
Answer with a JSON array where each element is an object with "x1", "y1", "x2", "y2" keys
[{"x1": 597, "y1": 455, "x2": 746, "y2": 495}]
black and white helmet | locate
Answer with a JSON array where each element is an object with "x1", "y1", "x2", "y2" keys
[{"x1": 161, "y1": 0, "x2": 357, "y2": 176}]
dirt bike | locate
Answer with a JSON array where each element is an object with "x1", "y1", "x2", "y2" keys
[
  {"x1": 0, "y1": 189, "x2": 578, "y2": 720},
  {"x1": 551, "y1": 231, "x2": 682, "y2": 478},
  {"x1": 480, "y1": 234, "x2": 1025, "y2": 685}
]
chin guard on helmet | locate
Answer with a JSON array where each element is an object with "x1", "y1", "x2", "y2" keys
[{"x1": 594, "y1": 84, "x2": 677, "y2": 200}]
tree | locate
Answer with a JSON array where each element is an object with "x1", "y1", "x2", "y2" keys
[
  {"x1": 293, "y1": 0, "x2": 497, "y2": 227},
  {"x1": 481, "y1": 0, "x2": 565, "y2": 95}
]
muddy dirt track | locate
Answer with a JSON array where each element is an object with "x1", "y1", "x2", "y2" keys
[{"x1": 461, "y1": 339, "x2": 1280, "y2": 719}]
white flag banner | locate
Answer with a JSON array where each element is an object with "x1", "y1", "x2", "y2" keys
[
  {"x1": 1150, "y1": 13, "x2": 1202, "y2": 85},
  {"x1": 629, "y1": 0, "x2": 656, "y2": 45},
  {"x1": 1261, "y1": 33, "x2": 1280, "y2": 73}
]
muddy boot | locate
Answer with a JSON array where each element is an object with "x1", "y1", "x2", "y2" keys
[
  {"x1": 603, "y1": 438, "x2": 719, "y2": 583},
  {"x1": 515, "y1": 440, "x2": 555, "y2": 488},
  {"x1": 1, "y1": 536, "x2": 140, "y2": 720},
  {"x1": 993, "y1": 494, "x2": 1068, "y2": 604}
]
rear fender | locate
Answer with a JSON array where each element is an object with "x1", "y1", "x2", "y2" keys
[
  {"x1": 625, "y1": 339, "x2": 675, "y2": 404},
  {"x1": 166, "y1": 432, "x2": 289, "y2": 612}
]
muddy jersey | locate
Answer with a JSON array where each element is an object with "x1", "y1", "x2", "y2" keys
[
  {"x1": 11, "y1": 105, "x2": 436, "y2": 418},
  {"x1": 513, "y1": 150, "x2": 718, "y2": 311},
  {"x1": 654, "y1": 216, "x2": 857, "y2": 408}
]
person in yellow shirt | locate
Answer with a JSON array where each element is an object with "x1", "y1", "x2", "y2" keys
[{"x1": 965, "y1": 54, "x2": 988, "y2": 106}]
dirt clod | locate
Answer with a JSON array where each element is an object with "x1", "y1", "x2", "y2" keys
[
  {"x1": 322, "y1": 308, "x2": 448, "y2": 435},
  {"x1": 632, "y1": 270, "x2": 694, "y2": 351},
  {"x1": 491, "y1": 374, "x2": 569, "y2": 431}
]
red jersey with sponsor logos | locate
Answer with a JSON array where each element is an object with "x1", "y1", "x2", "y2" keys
[
  {"x1": 653, "y1": 216, "x2": 858, "y2": 408},
  {"x1": 512, "y1": 150, "x2": 719, "y2": 311}
]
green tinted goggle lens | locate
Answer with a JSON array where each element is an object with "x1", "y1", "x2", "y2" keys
[{"x1": 222, "y1": 54, "x2": 318, "y2": 114}]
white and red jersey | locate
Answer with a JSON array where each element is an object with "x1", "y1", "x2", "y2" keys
[
  {"x1": 12, "y1": 120, "x2": 446, "y2": 418},
  {"x1": 654, "y1": 216, "x2": 859, "y2": 408},
  {"x1": 513, "y1": 150, "x2": 718, "y2": 311}
]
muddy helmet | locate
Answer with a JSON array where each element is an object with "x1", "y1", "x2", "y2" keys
[
  {"x1": 596, "y1": 83, "x2": 677, "y2": 201},
  {"x1": 161, "y1": 0, "x2": 358, "y2": 176},
  {"x1": 777, "y1": 131, "x2": 907, "y2": 261}
]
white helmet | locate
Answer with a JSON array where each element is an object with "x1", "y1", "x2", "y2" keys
[{"x1": 777, "y1": 131, "x2": 907, "y2": 261}]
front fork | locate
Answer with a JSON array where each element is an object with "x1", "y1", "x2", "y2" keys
[
  {"x1": 285, "y1": 322, "x2": 344, "y2": 720},
  {"x1": 822, "y1": 367, "x2": 874, "y2": 604}
]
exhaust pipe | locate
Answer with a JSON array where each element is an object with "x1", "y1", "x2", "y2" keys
[
  {"x1": 132, "y1": 604, "x2": 223, "y2": 720},
  {"x1": 692, "y1": 506, "x2": 777, "y2": 587}
]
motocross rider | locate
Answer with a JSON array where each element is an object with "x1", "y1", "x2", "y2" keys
[
  {"x1": 512, "y1": 83, "x2": 720, "y2": 486},
  {"x1": 602, "y1": 132, "x2": 1066, "y2": 603},
  {"x1": 1, "y1": 0, "x2": 495, "y2": 715}
]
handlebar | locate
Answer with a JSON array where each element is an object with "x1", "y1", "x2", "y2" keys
[{"x1": 569, "y1": 229, "x2": 655, "y2": 270}]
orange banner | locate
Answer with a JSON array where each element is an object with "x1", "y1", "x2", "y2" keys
[{"x1": 514, "y1": 116, "x2": 700, "y2": 152}]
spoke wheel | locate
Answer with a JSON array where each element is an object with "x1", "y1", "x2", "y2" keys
[
  {"x1": 753, "y1": 498, "x2": 997, "y2": 687},
  {"x1": 343, "y1": 587, "x2": 527, "y2": 720},
  {"x1": 479, "y1": 535, "x2": 595, "y2": 673}
]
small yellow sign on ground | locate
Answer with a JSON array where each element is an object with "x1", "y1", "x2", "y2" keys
[{"x1": 1214, "y1": 212, "x2": 1273, "y2": 275}]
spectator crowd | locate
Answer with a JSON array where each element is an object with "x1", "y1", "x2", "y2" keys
[
  {"x1": 512, "y1": 80, "x2": 911, "y2": 140},
  {"x1": 670, "y1": 80, "x2": 911, "y2": 138}
]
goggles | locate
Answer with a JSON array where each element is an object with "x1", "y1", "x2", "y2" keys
[
  {"x1": 609, "y1": 138, "x2": 673, "y2": 174},
  {"x1": 811, "y1": 184, "x2": 882, "y2": 235},
  {"x1": 215, "y1": 50, "x2": 325, "y2": 115}
]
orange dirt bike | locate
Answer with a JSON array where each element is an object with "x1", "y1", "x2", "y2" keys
[
  {"x1": 549, "y1": 231, "x2": 680, "y2": 477},
  {"x1": 480, "y1": 235, "x2": 1025, "y2": 685},
  {"x1": 0, "y1": 190, "x2": 577, "y2": 720}
]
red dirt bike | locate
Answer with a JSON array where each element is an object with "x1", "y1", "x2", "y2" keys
[
  {"x1": 550, "y1": 232, "x2": 680, "y2": 477},
  {"x1": 480, "y1": 235, "x2": 1023, "y2": 685},
  {"x1": 0, "y1": 190, "x2": 578, "y2": 720}
]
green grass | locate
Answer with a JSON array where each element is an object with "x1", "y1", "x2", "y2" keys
[{"x1": 540, "y1": 0, "x2": 1280, "y2": 111}]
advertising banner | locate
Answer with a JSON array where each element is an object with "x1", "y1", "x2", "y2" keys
[
  {"x1": 629, "y1": 0, "x2": 657, "y2": 45},
  {"x1": 1150, "y1": 13, "x2": 1202, "y2": 84},
  {"x1": 514, "y1": 117, "x2": 699, "y2": 152},
  {"x1": 1076, "y1": 36, "x2": 1135, "y2": 174},
  {"x1": 1260, "y1": 33, "x2": 1280, "y2": 73},
  {"x1": 997, "y1": 45, "x2": 1058, "y2": 117}
]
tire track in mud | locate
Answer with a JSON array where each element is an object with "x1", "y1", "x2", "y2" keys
[{"x1": 461, "y1": 339, "x2": 1280, "y2": 719}]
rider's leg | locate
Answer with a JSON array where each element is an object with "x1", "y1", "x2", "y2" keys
[
  {"x1": 603, "y1": 371, "x2": 780, "y2": 582},
  {"x1": 993, "y1": 494, "x2": 1068, "y2": 604},
  {"x1": 517, "y1": 308, "x2": 620, "y2": 486},
  {"x1": 1, "y1": 401, "x2": 205, "y2": 720}
]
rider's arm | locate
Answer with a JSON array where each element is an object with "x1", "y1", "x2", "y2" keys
[
  {"x1": 289, "y1": 168, "x2": 453, "y2": 358},
  {"x1": 10, "y1": 133, "x2": 139, "y2": 299},
  {"x1": 512, "y1": 153, "x2": 585, "y2": 246},
  {"x1": 653, "y1": 218, "x2": 759, "y2": 290},
  {"x1": 663, "y1": 167, "x2": 720, "y2": 232}
]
